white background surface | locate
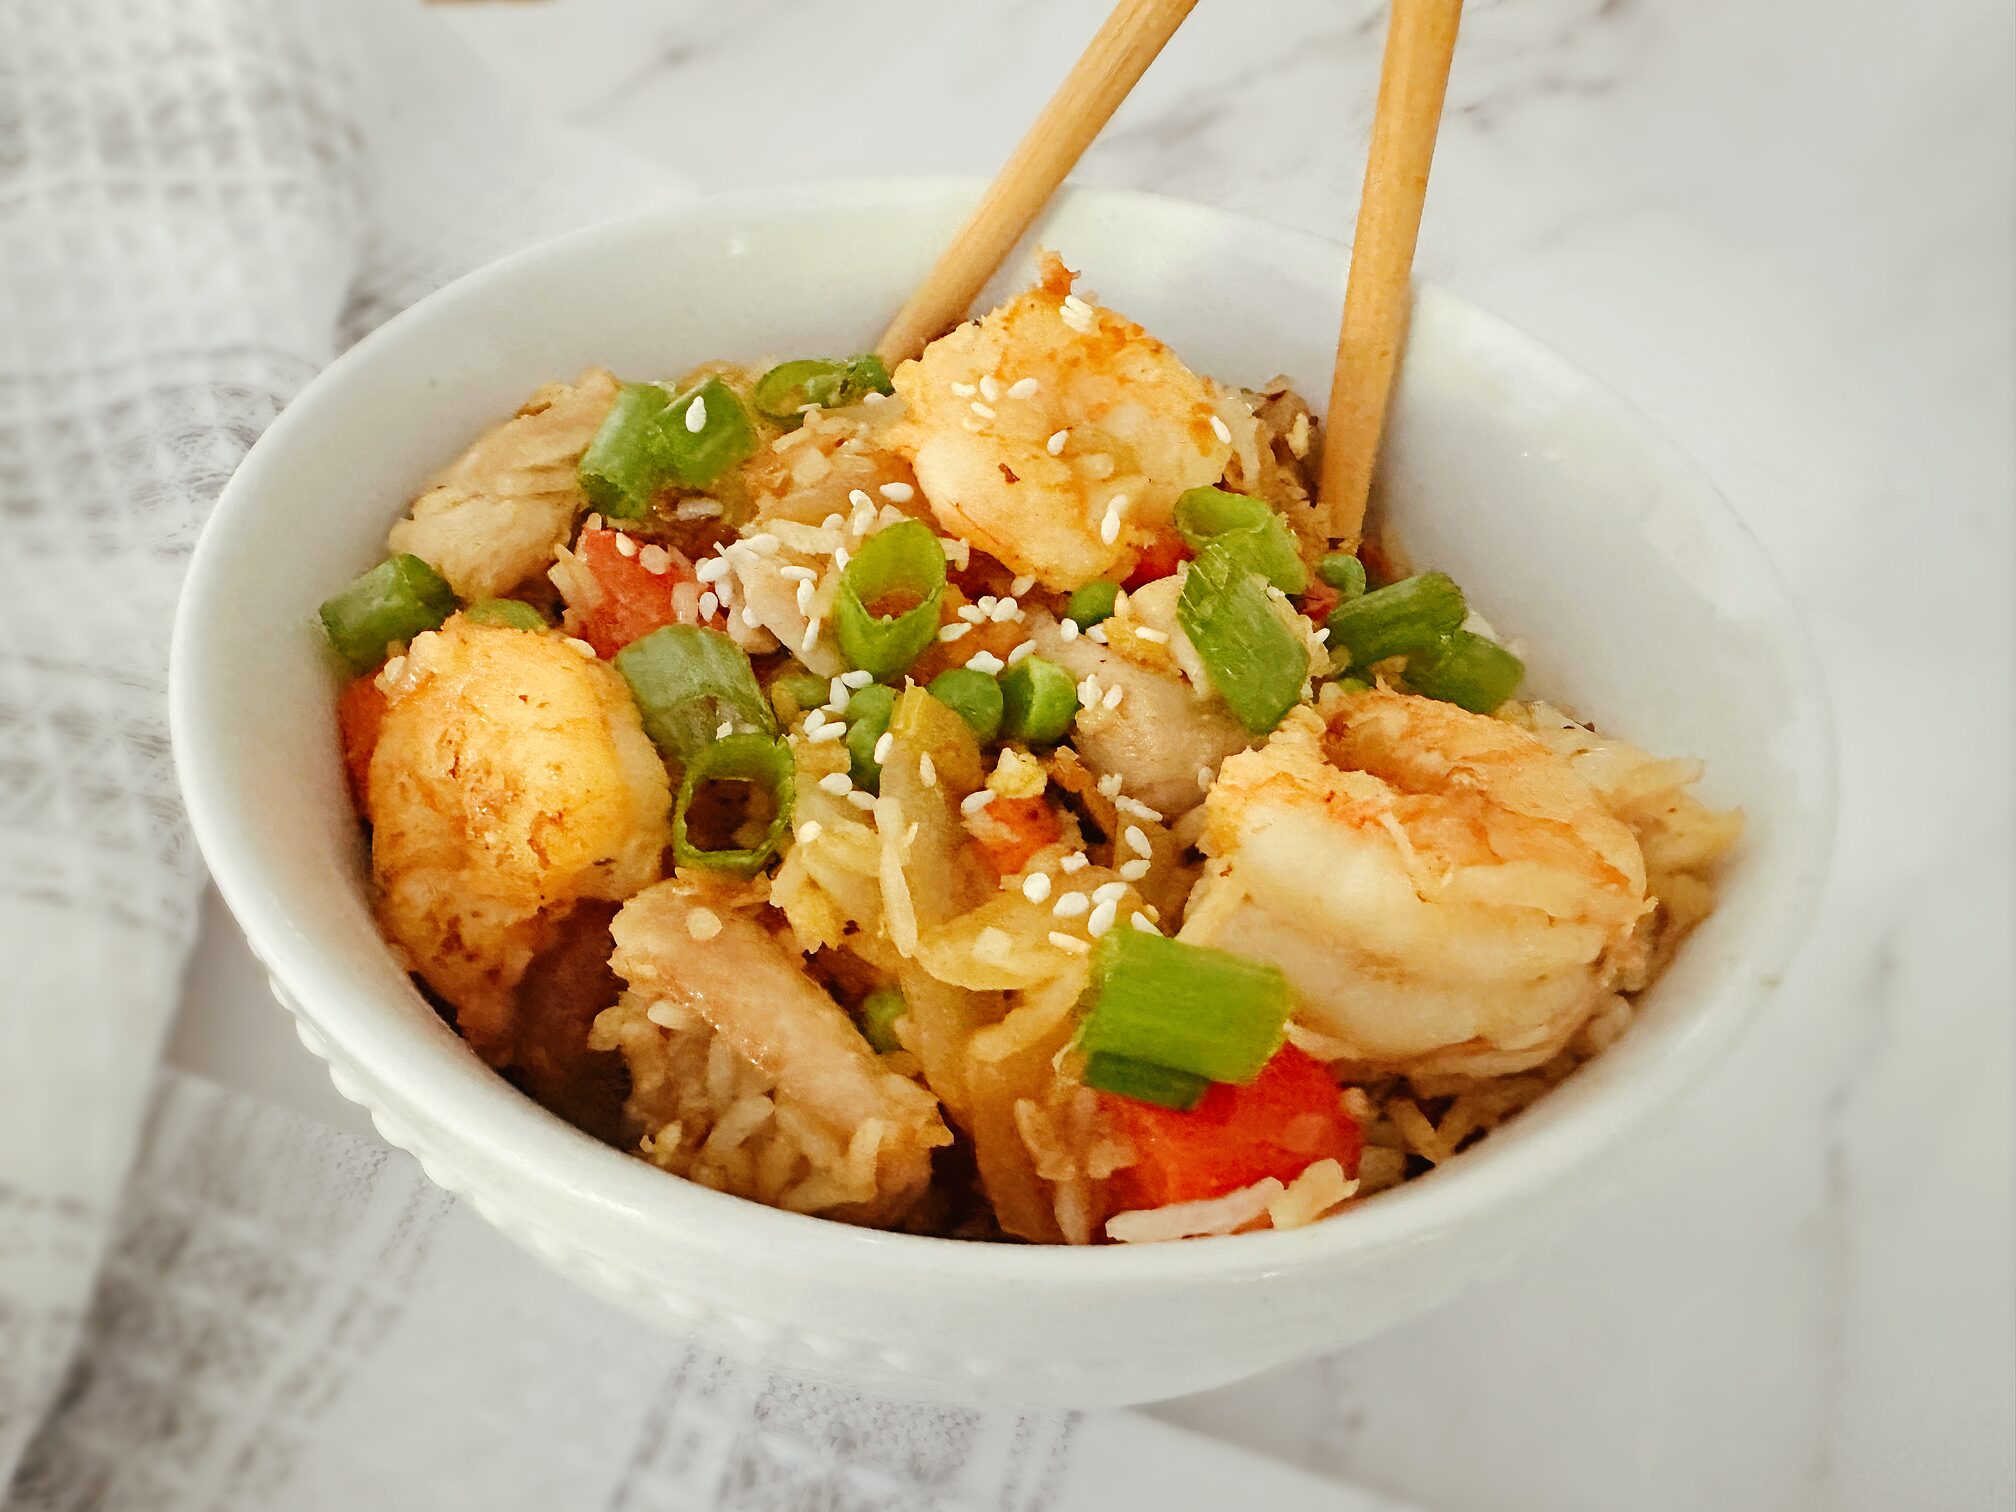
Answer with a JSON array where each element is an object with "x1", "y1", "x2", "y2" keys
[{"x1": 171, "y1": 2, "x2": 2015, "y2": 1507}]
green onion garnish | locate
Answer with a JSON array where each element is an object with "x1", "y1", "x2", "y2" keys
[
  {"x1": 1403, "y1": 629, "x2": 1525, "y2": 713},
  {"x1": 578, "y1": 382, "x2": 673, "y2": 519},
  {"x1": 1174, "y1": 487, "x2": 1308, "y2": 595},
  {"x1": 1324, "y1": 572, "x2": 1465, "y2": 668},
  {"x1": 614, "y1": 625, "x2": 776, "y2": 761},
  {"x1": 1081, "y1": 1051, "x2": 1209, "y2": 1112},
  {"x1": 835, "y1": 520, "x2": 946, "y2": 680},
  {"x1": 927, "y1": 666, "x2": 1004, "y2": 746},
  {"x1": 318, "y1": 553, "x2": 457, "y2": 674},
  {"x1": 1064, "y1": 579, "x2": 1121, "y2": 629},
  {"x1": 463, "y1": 598, "x2": 548, "y2": 631},
  {"x1": 672, "y1": 732, "x2": 794, "y2": 876},
  {"x1": 1176, "y1": 544, "x2": 1308, "y2": 734},
  {"x1": 998, "y1": 654, "x2": 1079, "y2": 746},
  {"x1": 1317, "y1": 552, "x2": 1367, "y2": 598},
  {"x1": 842, "y1": 682, "x2": 897, "y2": 792},
  {"x1": 1077, "y1": 929, "x2": 1291, "y2": 1086},
  {"x1": 654, "y1": 376, "x2": 758, "y2": 488},
  {"x1": 751, "y1": 354, "x2": 894, "y2": 430},
  {"x1": 857, "y1": 986, "x2": 908, "y2": 1054}
]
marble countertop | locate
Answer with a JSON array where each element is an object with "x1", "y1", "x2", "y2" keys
[{"x1": 172, "y1": 1, "x2": 2015, "y2": 1506}]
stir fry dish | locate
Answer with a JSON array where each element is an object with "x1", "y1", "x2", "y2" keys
[{"x1": 321, "y1": 255, "x2": 1741, "y2": 1243}]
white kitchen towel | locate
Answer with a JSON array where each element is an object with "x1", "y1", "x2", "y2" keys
[{"x1": 0, "y1": 3, "x2": 1394, "y2": 1508}]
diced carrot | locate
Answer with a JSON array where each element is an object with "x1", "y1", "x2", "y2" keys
[
  {"x1": 1123, "y1": 529, "x2": 1193, "y2": 590},
  {"x1": 969, "y1": 794, "x2": 1062, "y2": 877},
  {"x1": 336, "y1": 674, "x2": 386, "y2": 806},
  {"x1": 568, "y1": 528, "x2": 708, "y2": 658},
  {"x1": 1102, "y1": 1044, "x2": 1362, "y2": 1211}
]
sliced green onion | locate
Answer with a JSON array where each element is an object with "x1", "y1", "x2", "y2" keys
[
  {"x1": 579, "y1": 382, "x2": 673, "y2": 519},
  {"x1": 1176, "y1": 544, "x2": 1308, "y2": 734},
  {"x1": 654, "y1": 376, "x2": 758, "y2": 487},
  {"x1": 615, "y1": 625, "x2": 775, "y2": 761},
  {"x1": 927, "y1": 666, "x2": 1004, "y2": 746},
  {"x1": 857, "y1": 986, "x2": 908, "y2": 1054},
  {"x1": 1325, "y1": 572, "x2": 1465, "y2": 668},
  {"x1": 835, "y1": 520, "x2": 946, "y2": 679},
  {"x1": 1064, "y1": 579, "x2": 1121, "y2": 628},
  {"x1": 318, "y1": 554, "x2": 456, "y2": 674},
  {"x1": 998, "y1": 654, "x2": 1078, "y2": 746},
  {"x1": 1403, "y1": 629, "x2": 1525, "y2": 713},
  {"x1": 673, "y1": 733, "x2": 794, "y2": 876},
  {"x1": 463, "y1": 598, "x2": 547, "y2": 631},
  {"x1": 1331, "y1": 673, "x2": 1372, "y2": 695},
  {"x1": 752, "y1": 354, "x2": 893, "y2": 430},
  {"x1": 1077, "y1": 930, "x2": 1291, "y2": 1086},
  {"x1": 843, "y1": 682, "x2": 897, "y2": 792},
  {"x1": 1081, "y1": 1052, "x2": 1208, "y2": 1112},
  {"x1": 769, "y1": 670, "x2": 831, "y2": 724},
  {"x1": 1317, "y1": 553, "x2": 1367, "y2": 598},
  {"x1": 1174, "y1": 487, "x2": 1307, "y2": 595}
]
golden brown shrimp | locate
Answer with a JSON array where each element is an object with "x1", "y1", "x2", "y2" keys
[
  {"x1": 887, "y1": 256, "x2": 1237, "y2": 590},
  {"x1": 1180, "y1": 688, "x2": 1651, "y2": 1076},
  {"x1": 365, "y1": 616, "x2": 671, "y2": 1062},
  {"x1": 389, "y1": 369, "x2": 619, "y2": 599}
]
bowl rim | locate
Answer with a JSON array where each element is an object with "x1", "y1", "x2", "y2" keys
[{"x1": 170, "y1": 176, "x2": 1837, "y2": 1285}]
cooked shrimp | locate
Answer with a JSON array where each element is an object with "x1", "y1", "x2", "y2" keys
[
  {"x1": 389, "y1": 369, "x2": 620, "y2": 599},
  {"x1": 1180, "y1": 689, "x2": 1651, "y2": 1076},
  {"x1": 366, "y1": 617, "x2": 671, "y2": 1062},
  {"x1": 605, "y1": 880, "x2": 951, "y2": 1224},
  {"x1": 887, "y1": 256, "x2": 1237, "y2": 590}
]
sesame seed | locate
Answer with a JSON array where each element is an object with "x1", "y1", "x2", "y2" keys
[
  {"x1": 1006, "y1": 640, "x2": 1035, "y2": 666},
  {"x1": 1086, "y1": 623, "x2": 1109, "y2": 643},
  {"x1": 966, "y1": 650, "x2": 1005, "y2": 674},
  {"x1": 818, "y1": 773, "x2": 853, "y2": 797},
  {"x1": 745, "y1": 532, "x2": 780, "y2": 554},
  {"x1": 970, "y1": 402, "x2": 996, "y2": 420},
  {"x1": 1007, "y1": 377, "x2": 1040, "y2": 400},
  {"x1": 1010, "y1": 574, "x2": 1037, "y2": 596},
  {"x1": 796, "y1": 579, "x2": 816, "y2": 614},
  {"x1": 1023, "y1": 873, "x2": 1053, "y2": 903},
  {"x1": 805, "y1": 709, "x2": 829, "y2": 733},
  {"x1": 1135, "y1": 626, "x2": 1170, "y2": 644},
  {"x1": 685, "y1": 906, "x2": 722, "y2": 942},
  {"x1": 1099, "y1": 512, "x2": 1121, "y2": 545},
  {"x1": 1129, "y1": 912, "x2": 1160, "y2": 934},
  {"x1": 1077, "y1": 675, "x2": 1101, "y2": 707},
  {"x1": 801, "y1": 618, "x2": 822, "y2": 653},
  {"x1": 1210, "y1": 413, "x2": 1232, "y2": 444},
  {"x1": 564, "y1": 636, "x2": 597, "y2": 659},
  {"x1": 586, "y1": 513, "x2": 604, "y2": 532},
  {"x1": 979, "y1": 375, "x2": 1002, "y2": 403},
  {"x1": 1313, "y1": 627, "x2": 1331, "y2": 645},
  {"x1": 1087, "y1": 899, "x2": 1118, "y2": 938},
  {"x1": 821, "y1": 513, "x2": 845, "y2": 531},
  {"x1": 989, "y1": 598, "x2": 1019, "y2": 623},
  {"x1": 798, "y1": 820, "x2": 823, "y2": 844},
  {"x1": 1059, "y1": 852, "x2": 1089, "y2": 874},
  {"x1": 841, "y1": 669, "x2": 875, "y2": 688},
  {"x1": 1047, "y1": 429, "x2": 1070, "y2": 455},
  {"x1": 846, "y1": 790, "x2": 878, "y2": 810},
  {"x1": 848, "y1": 489, "x2": 875, "y2": 510},
  {"x1": 873, "y1": 731, "x2": 894, "y2": 764},
  {"x1": 740, "y1": 606, "x2": 761, "y2": 627},
  {"x1": 951, "y1": 381, "x2": 978, "y2": 397},
  {"x1": 698, "y1": 591, "x2": 719, "y2": 620},
  {"x1": 695, "y1": 555, "x2": 731, "y2": 583},
  {"x1": 879, "y1": 482, "x2": 915, "y2": 503},
  {"x1": 1052, "y1": 892, "x2": 1089, "y2": 918},
  {"x1": 676, "y1": 499, "x2": 724, "y2": 520},
  {"x1": 685, "y1": 394, "x2": 708, "y2": 433},
  {"x1": 960, "y1": 789, "x2": 996, "y2": 815},
  {"x1": 833, "y1": 547, "x2": 850, "y2": 570},
  {"x1": 1097, "y1": 774, "x2": 1124, "y2": 798},
  {"x1": 639, "y1": 545, "x2": 672, "y2": 575},
  {"x1": 1102, "y1": 684, "x2": 1124, "y2": 710},
  {"x1": 614, "y1": 533, "x2": 639, "y2": 558},
  {"x1": 1048, "y1": 931, "x2": 1091, "y2": 955},
  {"x1": 829, "y1": 676, "x2": 850, "y2": 707},
  {"x1": 919, "y1": 754, "x2": 937, "y2": 787},
  {"x1": 1116, "y1": 795, "x2": 1164, "y2": 822},
  {"x1": 906, "y1": 820, "x2": 920, "y2": 845},
  {"x1": 863, "y1": 391, "x2": 886, "y2": 405},
  {"x1": 1119, "y1": 858, "x2": 1151, "y2": 881},
  {"x1": 780, "y1": 564, "x2": 817, "y2": 581},
  {"x1": 1060, "y1": 618, "x2": 1080, "y2": 642},
  {"x1": 808, "y1": 722, "x2": 846, "y2": 744},
  {"x1": 1124, "y1": 825, "x2": 1151, "y2": 856},
  {"x1": 938, "y1": 622, "x2": 973, "y2": 643},
  {"x1": 851, "y1": 506, "x2": 877, "y2": 535},
  {"x1": 957, "y1": 604, "x2": 988, "y2": 624},
  {"x1": 1092, "y1": 881, "x2": 1128, "y2": 905}
]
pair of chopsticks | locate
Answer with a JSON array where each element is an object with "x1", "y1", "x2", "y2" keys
[{"x1": 878, "y1": 0, "x2": 1463, "y2": 549}]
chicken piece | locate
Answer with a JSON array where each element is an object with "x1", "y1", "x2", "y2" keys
[
  {"x1": 388, "y1": 369, "x2": 620, "y2": 599},
  {"x1": 367, "y1": 617, "x2": 671, "y2": 1062},
  {"x1": 1180, "y1": 690, "x2": 1651, "y2": 1077},
  {"x1": 887, "y1": 256, "x2": 1237, "y2": 591},
  {"x1": 1032, "y1": 611, "x2": 1254, "y2": 818},
  {"x1": 601, "y1": 881, "x2": 951, "y2": 1226}
]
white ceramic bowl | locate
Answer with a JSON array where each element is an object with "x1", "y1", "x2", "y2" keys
[{"x1": 171, "y1": 181, "x2": 1833, "y2": 1408}]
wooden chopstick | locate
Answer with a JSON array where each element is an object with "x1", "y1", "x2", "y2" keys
[
  {"x1": 876, "y1": 0, "x2": 1201, "y2": 366},
  {"x1": 1319, "y1": 0, "x2": 1464, "y2": 546}
]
